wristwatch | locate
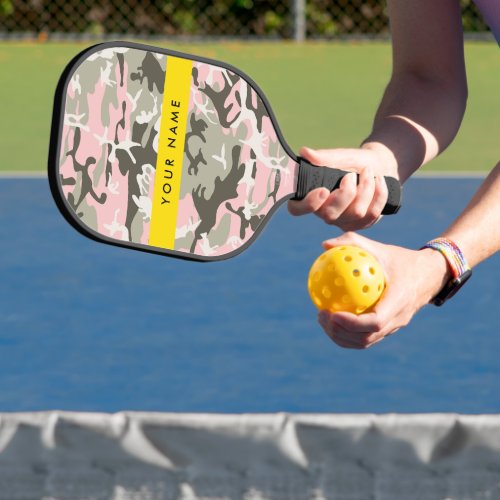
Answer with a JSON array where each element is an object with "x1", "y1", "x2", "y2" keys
[{"x1": 421, "y1": 238, "x2": 472, "y2": 306}]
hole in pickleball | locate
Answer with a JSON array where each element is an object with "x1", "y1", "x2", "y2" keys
[
  {"x1": 352, "y1": 269, "x2": 360, "y2": 277},
  {"x1": 359, "y1": 251, "x2": 367, "y2": 257},
  {"x1": 378, "y1": 284, "x2": 382, "y2": 291},
  {"x1": 334, "y1": 277, "x2": 344, "y2": 287},
  {"x1": 344, "y1": 256, "x2": 352, "y2": 262},
  {"x1": 362, "y1": 285, "x2": 369, "y2": 293},
  {"x1": 356, "y1": 306, "x2": 365, "y2": 314},
  {"x1": 327, "y1": 264, "x2": 335, "y2": 272},
  {"x1": 322, "y1": 286, "x2": 332, "y2": 299},
  {"x1": 369, "y1": 267, "x2": 376, "y2": 275},
  {"x1": 342, "y1": 295, "x2": 351, "y2": 304},
  {"x1": 313, "y1": 271, "x2": 321, "y2": 282}
]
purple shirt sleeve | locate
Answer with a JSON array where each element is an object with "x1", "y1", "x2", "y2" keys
[{"x1": 473, "y1": 0, "x2": 500, "y2": 45}]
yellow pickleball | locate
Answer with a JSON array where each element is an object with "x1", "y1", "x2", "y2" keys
[{"x1": 308, "y1": 245, "x2": 385, "y2": 314}]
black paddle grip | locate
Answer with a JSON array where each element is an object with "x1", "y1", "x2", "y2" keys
[{"x1": 293, "y1": 158, "x2": 402, "y2": 215}]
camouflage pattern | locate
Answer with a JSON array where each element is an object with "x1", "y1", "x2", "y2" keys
[{"x1": 57, "y1": 45, "x2": 298, "y2": 259}]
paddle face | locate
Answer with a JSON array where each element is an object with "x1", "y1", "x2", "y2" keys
[{"x1": 49, "y1": 41, "x2": 298, "y2": 262}]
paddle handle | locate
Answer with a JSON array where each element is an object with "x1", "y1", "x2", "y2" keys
[{"x1": 292, "y1": 157, "x2": 402, "y2": 215}]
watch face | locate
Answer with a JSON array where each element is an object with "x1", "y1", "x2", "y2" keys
[{"x1": 432, "y1": 269, "x2": 472, "y2": 306}]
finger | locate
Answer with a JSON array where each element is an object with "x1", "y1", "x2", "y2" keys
[
  {"x1": 315, "y1": 172, "x2": 357, "y2": 224},
  {"x1": 330, "y1": 325, "x2": 372, "y2": 348},
  {"x1": 367, "y1": 288, "x2": 411, "y2": 335},
  {"x1": 322, "y1": 231, "x2": 370, "y2": 251},
  {"x1": 319, "y1": 311, "x2": 372, "y2": 349},
  {"x1": 360, "y1": 328, "x2": 399, "y2": 348},
  {"x1": 288, "y1": 188, "x2": 330, "y2": 216},
  {"x1": 330, "y1": 316, "x2": 391, "y2": 349},
  {"x1": 372, "y1": 174, "x2": 389, "y2": 214},
  {"x1": 330, "y1": 311, "x2": 385, "y2": 335},
  {"x1": 319, "y1": 309, "x2": 393, "y2": 349},
  {"x1": 328, "y1": 326, "x2": 380, "y2": 349},
  {"x1": 343, "y1": 165, "x2": 376, "y2": 221},
  {"x1": 299, "y1": 146, "x2": 323, "y2": 164},
  {"x1": 332, "y1": 294, "x2": 401, "y2": 339},
  {"x1": 385, "y1": 328, "x2": 400, "y2": 337},
  {"x1": 321, "y1": 169, "x2": 391, "y2": 231},
  {"x1": 362, "y1": 175, "x2": 389, "y2": 225},
  {"x1": 364, "y1": 335, "x2": 386, "y2": 348},
  {"x1": 331, "y1": 336, "x2": 365, "y2": 349},
  {"x1": 321, "y1": 325, "x2": 365, "y2": 349}
]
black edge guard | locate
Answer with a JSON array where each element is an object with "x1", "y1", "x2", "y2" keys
[{"x1": 292, "y1": 158, "x2": 402, "y2": 215}]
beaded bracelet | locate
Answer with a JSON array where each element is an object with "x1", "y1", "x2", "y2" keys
[
  {"x1": 421, "y1": 238, "x2": 470, "y2": 278},
  {"x1": 421, "y1": 238, "x2": 472, "y2": 306}
]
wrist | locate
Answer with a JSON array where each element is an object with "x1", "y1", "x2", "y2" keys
[
  {"x1": 361, "y1": 141, "x2": 399, "y2": 178},
  {"x1": 417, "y1": 248, "x2": 453, "y2": 304},
  {"x1": 420, "y1": 238, "x2": 472, "y2": 306}
]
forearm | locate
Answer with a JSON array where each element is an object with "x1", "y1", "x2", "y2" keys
[
  {"x1": 362, "y1": 73, "x2": 467, "y2": 182},
  {"x1": 361, "y1": 0, "x2": 467, "y2": 183},
  {"x1": 418, "y1": 162, "x2": 500, "y2": 303},
  {"x1": 441, "y1": 162, "x2": 500, "y2": 267}
]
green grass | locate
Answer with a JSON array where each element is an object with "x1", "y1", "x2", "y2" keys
[{"x1": 0, "y1": 40, "x2": 497, "y2": 172}]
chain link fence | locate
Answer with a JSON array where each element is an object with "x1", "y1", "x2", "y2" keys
[{"x1": 0, "y1": 0, "x2": 491, "y2": 40}]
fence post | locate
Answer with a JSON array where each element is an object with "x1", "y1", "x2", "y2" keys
[{"x1": 293, "y1": 0, "x2": 306, "y2": 42}]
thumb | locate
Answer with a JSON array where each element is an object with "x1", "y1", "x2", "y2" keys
[
  {"x1": 299, "y1": 146, "x2": 324, "y2": 165},
  {"x1": 322, "y1": 231, "x2": 369, "y2": 251},
  {"x1": 321, "y1": 233, "x2": 389, "y2": 275},
  {"x1": 299, "y1": 147, "x2": 364, "y2": 170}
]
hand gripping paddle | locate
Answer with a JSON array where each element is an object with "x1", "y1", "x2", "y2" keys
[{"x1": 48, "y1": 41, "x2": 401, "y2": 262}]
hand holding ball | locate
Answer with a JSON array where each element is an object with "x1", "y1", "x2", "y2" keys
[{"x1": 308, "y1": 245, "x2": 385, "y2": 314}]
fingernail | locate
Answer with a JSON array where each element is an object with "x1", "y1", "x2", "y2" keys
[
  {"x1": 319, "y1": 188, "x2": 329, "y2": 200},
  {"x1": 322, "y1": 239, "x2": 335, "y2": 249}
]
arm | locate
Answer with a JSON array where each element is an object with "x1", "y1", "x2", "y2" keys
[
  {"x1": 364, "y1": 0, "x2": 468, "y2": 181},
  {"x1": 289, "y1": 0, "x2": 468, "y2": 227},
  {"x1": 441, "y1": 163, "x2": 500, "y2": 267},
  {"x1": 318, "y1": 162, "x2": 500, "y2": 349}
]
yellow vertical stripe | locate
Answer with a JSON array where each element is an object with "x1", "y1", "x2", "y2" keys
[{"x1": 149, "y1": 56, "x2": 192, "y2": 249}]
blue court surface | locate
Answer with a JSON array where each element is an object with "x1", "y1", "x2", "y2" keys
[{"x1": 0, "y1": 176, "x2": 498, "y2": 413}]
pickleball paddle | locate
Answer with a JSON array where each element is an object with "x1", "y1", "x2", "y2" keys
[{"x1": 48, "y1": 41, "x2": 401, "y2": 262}]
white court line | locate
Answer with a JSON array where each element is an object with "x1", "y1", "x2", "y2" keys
[
  {"x1": 0, "y1": 171, "x2": 47, "y2": 178},
  {"x1": 414, "y1": 170, "x2": 487, "y2": 178}
]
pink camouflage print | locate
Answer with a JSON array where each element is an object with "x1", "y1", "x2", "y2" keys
[{"x1": 57, "y1": 44, "x2": 299, "y2": 260}]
